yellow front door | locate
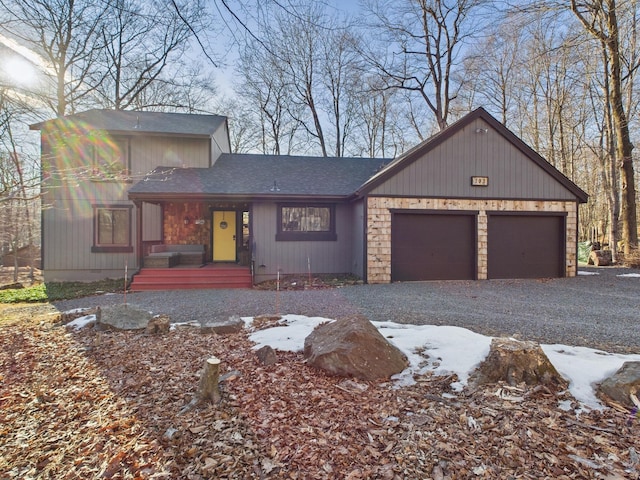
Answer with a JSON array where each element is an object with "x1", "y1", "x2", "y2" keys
[{"x1": 212, "y1": 211, "x2": 236, "y2": 261}]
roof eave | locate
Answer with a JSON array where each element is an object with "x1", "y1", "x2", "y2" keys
[{"x1": 128, "y1": 192, "x2": 352, "y2": 202}]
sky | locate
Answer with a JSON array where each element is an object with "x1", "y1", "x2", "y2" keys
[{"x1": 67, "y1": 271, "x2": 640, "y2": 412}]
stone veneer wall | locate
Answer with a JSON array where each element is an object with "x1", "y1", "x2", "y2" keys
[{"x1": 366, "y1": 197, "x2": 578, "y2": 283}]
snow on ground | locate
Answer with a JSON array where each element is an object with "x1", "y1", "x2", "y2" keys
[
  {"x1": 617, "y1": 273, "x2": 640, "y2": 278},
  {"x1": 64, "y1": 307, "x2": 640, "y2": 411},
  {"x1": 245, "y1": 314, "x2": 640, "y2": 410},
  {"x1": 65, "y1": 313, "x2": 97, "y2": 329}
]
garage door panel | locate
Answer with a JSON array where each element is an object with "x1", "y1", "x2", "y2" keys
[
  {"x1": 392, "y1": 213, "x2": 476, "y2": 281},
  {"x1": 488, "y1": 215, "x2": 564, "y2": 279}
]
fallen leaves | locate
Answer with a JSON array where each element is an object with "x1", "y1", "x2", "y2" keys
[{"x1": 1, "y1": 313, "x2": 639, "y2": 479}]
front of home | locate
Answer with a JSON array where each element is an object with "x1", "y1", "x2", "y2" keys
[{"x1": 31, "y1": 108, "x2": 587, "y2": 288}]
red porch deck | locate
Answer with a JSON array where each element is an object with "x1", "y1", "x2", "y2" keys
[{"x1": 129, "y1": 263, "x2": 252, "y2": 291}]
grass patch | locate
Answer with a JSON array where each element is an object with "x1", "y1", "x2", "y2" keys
[{"x1": 0, "y1": 279, "x2": 125, "y2": 304}]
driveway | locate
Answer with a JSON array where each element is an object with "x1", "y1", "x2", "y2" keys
[{"x1": 53, "y1": 266, "x2": 640, "y2": 354}]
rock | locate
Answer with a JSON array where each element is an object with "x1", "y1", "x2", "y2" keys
[
  {"x1": 303, "y1": 315, "x2": 408, "y2": 381},
  {"x1": 95, "y1": 304, "x2": 153, "y2": 331},
  {"x1": 201, "y1": 315, "x2": 244, "y2": 335},
  {"x1": 146, "y1": 314, "x2": 171, "y2": 334},
  {"x1": 256, "y1": 345, "x2": 277, "y2": 365},
  {"x1": 470, "y1": 338, "x2": 567, "y2": 389},
  {"x1": 588, "y1": 249, "x2": 612, "y2": 266},
  {"x1": 597, "y1": 361, "x2": 640, "y2": 408}
]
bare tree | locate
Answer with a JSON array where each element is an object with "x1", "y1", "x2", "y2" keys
[
  {"x1": 0, "y1": 91, "x2": 41, "y2": 279},
  {"x1": 96, "y1": 0, "x2": 212, "y2": 111},
  {"x1": 571, "y1": 0, "x2": 638, "y2": 254},
  {"x1": 365, "y1": 0, "x2": 487, "y2": 132},
  {"x1": 236, "y1": 40, "x2": 301, "y2": 155},
  {"x1": 233, "y1": 1, "x2": 370, "y2": 157},
  {"x1": 0, "y1": 0, "x2": 108, "y2": 116}
]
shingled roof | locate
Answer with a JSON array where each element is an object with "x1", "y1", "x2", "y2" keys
[
  {"x1": 30, "y1": 109, "x2": 226, "y2": 137},
  {"x1": 128, "y1": 153, "x2": 390, "y2": 200}
]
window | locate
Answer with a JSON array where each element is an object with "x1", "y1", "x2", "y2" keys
[
  {"x1": 276, "y1": 204, "x2": 336, "y2": 241},
  {"x1": 92, "y1": 205, "x2": 133, "y2": 252},
  {"x1": 92, "y1": 136, "x2": 130, "y2": 180}
]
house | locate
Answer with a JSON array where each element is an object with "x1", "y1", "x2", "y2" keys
[{"x1": 31, "y1": 107, "x2": 588, "y2": 289}]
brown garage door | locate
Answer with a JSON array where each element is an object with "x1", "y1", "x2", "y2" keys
[
  {"x1": 391, "y1": 212, "x2": 476, "y2": 281},
  {"x1": 488, "y1": 214, "x2": 565, "y2": 279}
]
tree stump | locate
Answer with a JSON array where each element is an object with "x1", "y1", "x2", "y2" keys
[
  {"x1": 196, "y1": 357, "x2": 222, "y2": 404},
  {"x1": 180, "y1": 357, "x2": 221, "y2": 414},
  {"x1": 588, "y1": 249, "x2": 612, "y2": 266},
  {"x1": 470, "y1": 338, "x2": 567, "y2": 389}
]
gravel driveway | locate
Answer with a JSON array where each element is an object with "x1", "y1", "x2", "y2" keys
[{"x1": 54, "y1": 266, "x2": 640, "y2": 354}]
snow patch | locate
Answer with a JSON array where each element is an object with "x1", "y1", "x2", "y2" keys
[
  {"x1": 247, "y1": 314, "x2": 640, "y2": 410},
  {"x1": 65, "y1": 314, "x2": 96, "y2": 329}
]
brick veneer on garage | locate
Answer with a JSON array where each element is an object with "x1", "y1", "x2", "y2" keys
[{"x1": 366, "y1": 197, "x2": 578, "y2": 283}]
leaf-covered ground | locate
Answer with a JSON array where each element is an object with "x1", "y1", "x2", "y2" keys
[{"x1": 1, "y1": 306, "x2": 639, "y2": 479}]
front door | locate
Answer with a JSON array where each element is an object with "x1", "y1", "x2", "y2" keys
[{"x1": 212, "y1": 211, "x2": 236, "y2": 261}]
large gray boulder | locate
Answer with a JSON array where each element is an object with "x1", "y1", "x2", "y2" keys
[
  {"x1": 200, "y1": 315, "x2": 244, "y2": 335},
  {"x1": 303, "y1": 316, "x2": 408, "y2": 381},
  {"x1": 598, "y1": 361, "x2": 640, "y2": 408},
  {"x1": 95, "y1": 304, "x2": 152, "y2": 330}
]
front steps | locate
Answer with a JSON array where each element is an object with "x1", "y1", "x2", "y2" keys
[{"x1": 129, "y1": 264, "x2": 252, "y2": 291}]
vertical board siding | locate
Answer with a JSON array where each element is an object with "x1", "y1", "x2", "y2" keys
[
  {"x1": 351, "y1": 200, "x2": 365, "y2": 278},
  {"x1": 43, "y1": 200, "x2": 137, "y2": 280},
  {"x1": 43, "y1": 133, "x2": 212, "y2": 281},
  {"x1": 142, "y1": 202, "x2": 162, "y2": 241},
  {"x1": 130, "y1": 136, "x2": 210, "y2": 175},
  {"x1": 252, "y1": 202, "x2": 354, "y2": 282},
  {"x1": 371, "y1": 119, "x2": 574, "y2": 200},
  {"x1": 211, "y1": 127, "x2": 230, "y2": 164}
]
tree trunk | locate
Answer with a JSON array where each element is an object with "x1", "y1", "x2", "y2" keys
[
  {"x1": 608, "y1": 27, "x2": 638, "y2": 254},
  {"x1": 571, "y1": 0, "x2": 638, "y2": 256}
]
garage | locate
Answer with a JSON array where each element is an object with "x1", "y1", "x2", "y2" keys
[
  {"x1": 359, "y1": 108, "x2": 588, "y2": 283},
  {"x1": 488, "y1": 214, "x2": 565, "y2": 279},
  {"x1": 391, "y1": 212, "x2": 476, "y2": 281}
]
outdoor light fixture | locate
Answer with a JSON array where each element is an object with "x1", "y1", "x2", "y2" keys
[
  {"x1": 270, "y1": 180, "x2": 280, "y2": 192},
  {"x1": 184, "y1": 216, "x2": 190, "y2": 225},
  {"x1": 475, "y1": 128, "x2": 488, "y2": 134}
]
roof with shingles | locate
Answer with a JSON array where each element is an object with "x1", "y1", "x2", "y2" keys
[
  {"x1": 30, "y1": 109, "x2": 226, "y2": 136},
  {"x1": 128, "y1": 153, "x2": 390, "y2": 199}
]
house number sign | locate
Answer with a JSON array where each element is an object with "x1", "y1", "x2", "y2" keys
[{"x1": 471, "y1": 176, "x2": 489, "y2": 186}]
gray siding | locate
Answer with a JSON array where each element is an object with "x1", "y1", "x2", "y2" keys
[
  {"x1": 252, "y1": 201, "x2": 355, "y2": 283},
  {"x1": 370, "y1": 118, "x2": 575, "y2": 200},
  {"x1": 42, "y1": 131, "x2": 217, "y2": 282},
  {"x1": 142, "y1": 202, "x2": 162, "y2": 241},
  {"x1": 42, "y1": 200, "x2": 137, "y2": 281},
  {"x1": 211, "y1": 123, "x2": 230, "y2": 164},
  {"x1": 130, "y1": 136, "x2": 211, "y2": 174},
  {"x1": 351, "y1": 200, "x2": 365, "y2": 278}
]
